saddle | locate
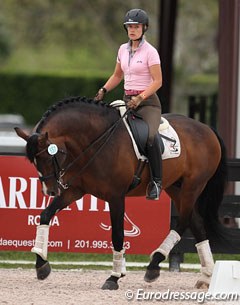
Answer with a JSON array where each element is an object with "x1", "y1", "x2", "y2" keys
[
  {"x1": 126, "y1": 111, "x2": 164, "y2": 156},
  {"x1": 110, "y1": 100, "x2": 179, "y2": 161},
  {"x1": 110, "y1": 100, "x2": 181, "y2": 191}
]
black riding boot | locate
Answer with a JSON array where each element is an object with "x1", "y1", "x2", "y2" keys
[{"x1": 146, "y1": 136, "x2": 162, "y2": 200}]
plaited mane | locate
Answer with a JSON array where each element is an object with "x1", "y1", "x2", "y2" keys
[{"x1": 36, "y1": 96, "x2": 114, "y2": 133}]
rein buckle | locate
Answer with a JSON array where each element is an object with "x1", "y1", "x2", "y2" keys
[{"x1": 57, "y1": 170, "x2": 69, "y2": 190}]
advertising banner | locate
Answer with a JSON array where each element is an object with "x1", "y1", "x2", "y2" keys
[{"x1": 0, "y1": 156, "x2": 170, "y2": 254}]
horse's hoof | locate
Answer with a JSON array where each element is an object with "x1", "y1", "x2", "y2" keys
[
  {"x1": 36, "y1": 261, "x2": 51, "y2": 280},
  {"x1": 195, "y1": 280, "x2": 209, "y2": 289},
  {"x1": 101, "y1": 280, "x2": 119, "y2": 290},
  {"x1": 144, "y1": 268, "x2": 160, "y2": 283}
]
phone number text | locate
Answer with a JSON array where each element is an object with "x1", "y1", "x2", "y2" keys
[{"x1": 74, "y1": 240, "x2": 131, "y2": 250}]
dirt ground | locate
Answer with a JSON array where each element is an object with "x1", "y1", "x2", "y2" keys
[{"x1": 0, "y1": 268, "x2": 238, "y2": 305}]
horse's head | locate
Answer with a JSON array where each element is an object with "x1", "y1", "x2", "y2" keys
[{"x1": 15, "y1": 127, "x2": 67, "y2": 197}]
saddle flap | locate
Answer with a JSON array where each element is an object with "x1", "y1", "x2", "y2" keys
[{"x1": 127, "y1": 112, "x2": 148, "y2": 156}]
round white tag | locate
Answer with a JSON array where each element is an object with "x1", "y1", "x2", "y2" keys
[{"x1": 48, "y1": 144, "x2": 58, "y2": 155}]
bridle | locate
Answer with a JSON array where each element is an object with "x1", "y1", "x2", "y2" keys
[
  {"x1": 36, "y1": 143, "x2": 69, "y2": 190},
  {"x1": 35, "y1": 108, "x2": 130, "y2": 193}
]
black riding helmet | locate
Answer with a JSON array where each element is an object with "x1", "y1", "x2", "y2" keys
[{"x1": 123, "y1": 9, "x2": 149, "y2": 33}]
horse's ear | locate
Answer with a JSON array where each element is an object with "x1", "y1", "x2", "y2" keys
[
  {"x1": 14, "y1": 127, "x2": 29, "y2": 141},
  {"x1": 38, "y1": 132, "x2": 49, "y2": 145}
]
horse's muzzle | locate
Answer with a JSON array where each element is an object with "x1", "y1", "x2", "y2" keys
[
  {"x1": 46, "y1": 187, "x2": 61, "y2": 197},
  {"x1": 41, "y1": 182, "x2": 61, "y2": 197}
]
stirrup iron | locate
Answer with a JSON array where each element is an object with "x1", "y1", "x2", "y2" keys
[{"x1": 146, "y1": 180, "x2": 162, "y2": 200}]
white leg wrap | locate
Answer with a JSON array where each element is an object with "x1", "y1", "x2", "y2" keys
[
  {"x1": 31, "y1": 225, "x2": 50, "y2": 261},
  {"x1": 111, "y1": 249, "x2": 126, "y2": 278},
  {"x1": 151, "y1": 230, "x2": 181, "y2": 259},
  {"x1": 195, "y1": 240, "x2": 214, "y2": 288}
]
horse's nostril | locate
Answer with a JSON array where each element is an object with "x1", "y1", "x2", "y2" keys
[{"x1": 48, "y1": 191, "x2": 56, "y2": 197}]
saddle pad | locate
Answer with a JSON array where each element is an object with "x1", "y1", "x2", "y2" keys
[
  {"x1": 110, "y1": 100, "x2": 181, "y2": 160},
  {"x1": 159, "y1": 120, "x2": 181, "y2": 160}
]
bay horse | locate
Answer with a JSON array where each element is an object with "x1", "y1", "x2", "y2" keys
[{"x1": 15, "y1": 96, "x2": 238, "y2": 290}]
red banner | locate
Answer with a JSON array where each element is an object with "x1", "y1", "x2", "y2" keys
[{"x1": 0, "y1": 156, "x2": 170, "y2": 254}]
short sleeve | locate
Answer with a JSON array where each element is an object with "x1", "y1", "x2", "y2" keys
[
  {"x1": 117, "y1": 45, "x2": 123, "y2": 63},
  {"x1": 148, "y1": 47, "x2": 161, "y2": 67}
]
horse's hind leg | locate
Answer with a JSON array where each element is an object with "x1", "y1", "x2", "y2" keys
[
  {"x1": 144, "y1": 181, "x2": 208, "y2": 283},
  {"x1": 144, "y1": 229, "x2": 181, "y2": 282},
  {"x1": 145, "y1": 192, "x2": 215, "y2": 288},
  {"x1": 144, "y1": 186, "x2": 182, "y2": 283},
  {"x1": 190, "y1": 206, "x2": 214, "y2": 289}
]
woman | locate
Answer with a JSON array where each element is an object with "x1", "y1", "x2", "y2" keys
[{"x1": 95, "y1": 8, "x2": 163, "y2": 200}]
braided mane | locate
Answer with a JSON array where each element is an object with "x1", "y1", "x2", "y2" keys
[{"x1": 36, "y1": 96, "x2": 115, "y2": 133}]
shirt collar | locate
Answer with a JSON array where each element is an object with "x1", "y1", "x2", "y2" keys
[{"x1": 127, "y1": 38, "x2": 145, "y2": 51}]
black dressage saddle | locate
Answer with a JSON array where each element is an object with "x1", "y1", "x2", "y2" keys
[{"x1": 126, "y1": 111, "x2": 164, "y2": 156}]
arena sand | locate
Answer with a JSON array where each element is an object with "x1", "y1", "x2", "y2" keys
[{"x1": 0, "y1": 268, "x2": 238, "y2": 305}]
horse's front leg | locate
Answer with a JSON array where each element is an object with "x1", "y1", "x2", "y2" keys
[
  {"x1": 102, "y1": 197, "x2": 126, "y2": 290},
  {"x1": 31, "y1": 195, "x2": 69, "y2": 280}
]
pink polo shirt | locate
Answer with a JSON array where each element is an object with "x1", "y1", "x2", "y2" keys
[{"x1": 117, "y1": 39, "x2": 161, "y2": 91}]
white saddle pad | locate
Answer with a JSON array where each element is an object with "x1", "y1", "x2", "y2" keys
[{"x1": 110, "y1": 100, "x2": 181, "y2": 161}]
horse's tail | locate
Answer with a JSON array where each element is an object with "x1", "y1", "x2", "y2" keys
[{"x1": 197, "y1": 130, "x2": 240, "y2": 252}]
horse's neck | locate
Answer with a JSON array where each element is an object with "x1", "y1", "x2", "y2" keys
[{"x1": 44, "y1": 106, "x2": 118, "y2": 147}]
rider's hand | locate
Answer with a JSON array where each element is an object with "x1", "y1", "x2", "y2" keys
[
  {"x1": 127, "y1": 94, "x2": 144, "y2": 109},
  {"x1": 94, "y1": 87, "x2": 107, "y2": 101}
]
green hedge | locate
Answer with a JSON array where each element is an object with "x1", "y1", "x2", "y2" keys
[
  {"x1": 0, "y1": 72, "x2": 123, "y2": 125},
  {"x1": 187, "y1": 73, "x2": 218, "y2": 95}
]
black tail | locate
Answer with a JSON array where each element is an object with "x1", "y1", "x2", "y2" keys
[{"x1": 197, "y1": 130, "x2": 240, "y2": 252}]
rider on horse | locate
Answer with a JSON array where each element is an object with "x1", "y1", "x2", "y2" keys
[{"x1": 95, "y1": 9, "x2": 163, "y2": 200}]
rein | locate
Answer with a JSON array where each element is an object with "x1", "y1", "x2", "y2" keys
[{"x1": 40, "y1": 107, "x2": 130, "y2": 191}]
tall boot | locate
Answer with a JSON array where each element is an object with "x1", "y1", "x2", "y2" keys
[{"x1": 146, "y1": 135, "x2": 162, "y2": 200}]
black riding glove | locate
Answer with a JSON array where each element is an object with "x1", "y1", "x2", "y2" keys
[
  {"x1": 94, "y1": 87, "x2": 107, "y2": 101},
  {"x1": 127, "y1": 94, "x2": 144, "y2": 109}
]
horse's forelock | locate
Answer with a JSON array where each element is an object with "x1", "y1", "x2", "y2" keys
[{"x1": 26, "y1": 133, "x2": 40, "y2": 162}]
